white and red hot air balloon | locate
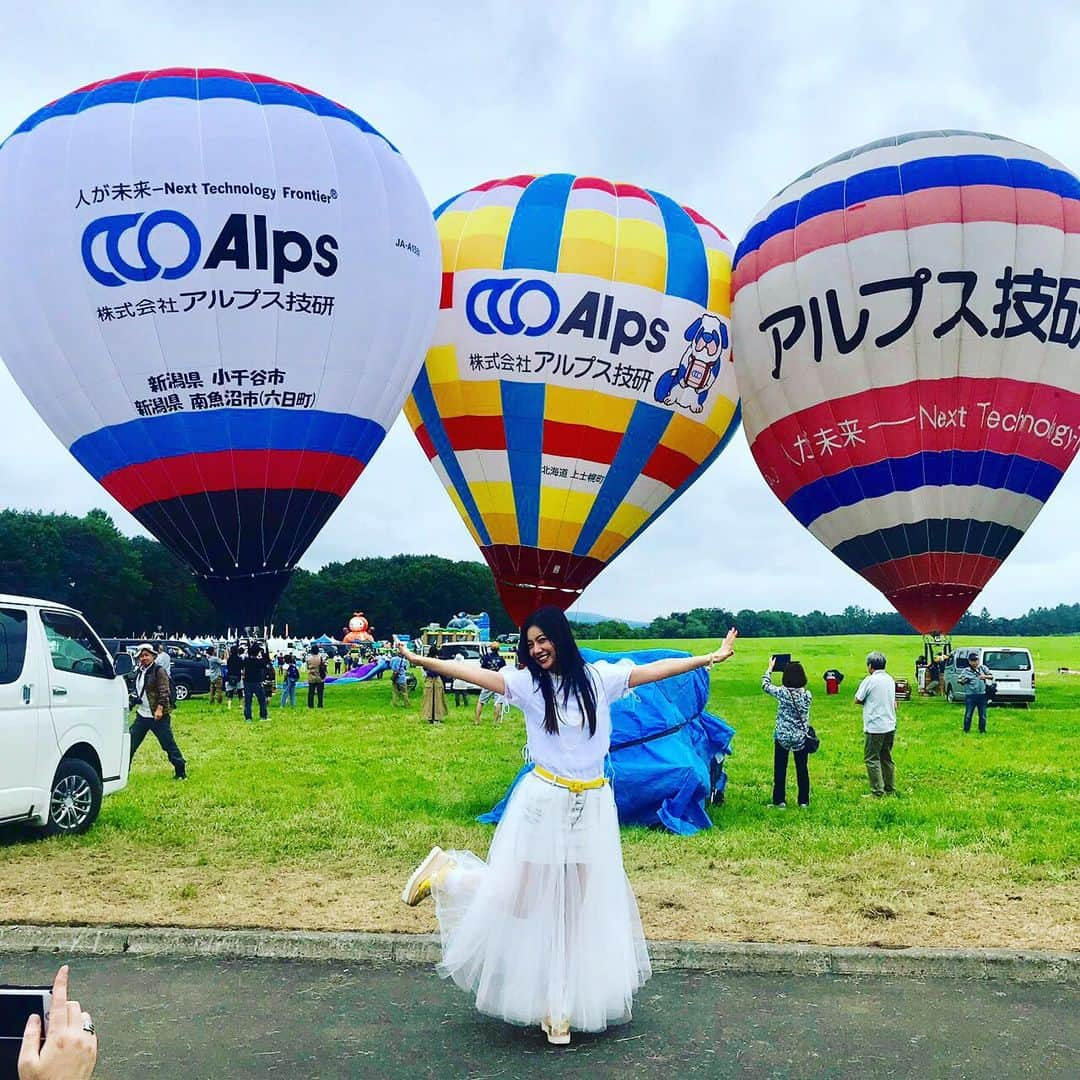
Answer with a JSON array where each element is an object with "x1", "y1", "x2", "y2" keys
[{"x1": 733, "y1": 131, "x2": 1080, "y2": 632}]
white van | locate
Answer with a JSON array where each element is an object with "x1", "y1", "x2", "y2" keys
[
  {"x1": 944, "y1": 646, "x2": 1035, "y2": 707},
  {"x1": 0, "y1": 595, "x2": 132, "y2": 835},
  {"x1": 437, "y1": 642, "x2": 483, "y2": 694}
]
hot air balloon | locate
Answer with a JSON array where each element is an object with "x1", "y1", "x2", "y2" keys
[
  {"x1": 405, "y1": 174, "x2": 740, "y2": 624},
  {"x1": 0, "y1": 68, "x2": 439, "y2": 627},
  {"x1": 732, "y1": 131, "x2": 1080, "y2": 633}
]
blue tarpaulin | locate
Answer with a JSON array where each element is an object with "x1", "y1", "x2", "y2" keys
[{"x1": 478, "y1": 647, "x2": 735, "y2": 835}]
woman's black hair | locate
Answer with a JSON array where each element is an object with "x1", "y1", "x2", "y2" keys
[
  {"x1": 517, "y1": 606, "x2": 597, "y2": 736},
  {"x1": 782, "y1": 661, "x2": 807, "y2": 689},
  {"x1": 427, "y1": 643, "x2": 439, "y2": 659}
]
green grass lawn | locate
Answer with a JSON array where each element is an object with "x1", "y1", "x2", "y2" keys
[{"x1": 1, "y1": 634, "x2": 1076, "y2": 948}]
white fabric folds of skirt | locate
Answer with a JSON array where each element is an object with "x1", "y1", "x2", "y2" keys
[{"x1": 432, "y1": 771, "x2": 651, "y2": 1031}]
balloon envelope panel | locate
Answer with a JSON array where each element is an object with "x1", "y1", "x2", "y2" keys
[
  {"x1": 732, "y1": 131, "x2": 1080, "y2": 633},
  {"x1": 406, "y1": 174, "x2": 740, "y2": 624},
  {"x1": 0, "y1": 69, "x2": 439, "y2": 625}
]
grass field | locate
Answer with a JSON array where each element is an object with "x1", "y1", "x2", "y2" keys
[{"x1": 1, "y1": 634, "x2": 1077, "y2": 949}]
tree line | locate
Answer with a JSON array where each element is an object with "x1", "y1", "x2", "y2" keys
[
  {"x1": 0, "y1": 509, "x2": 514, "y2": 638},
  {"x1": 2, "y1": 508, "x2": 1077, "y2": 640},
  {"x1": 572, "y1": 603, "x2": 1080, "y2": 640}
]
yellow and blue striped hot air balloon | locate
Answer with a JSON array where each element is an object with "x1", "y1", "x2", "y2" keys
[{"x1": 405, "y1": 174, "x2": 740, "y2": 624}]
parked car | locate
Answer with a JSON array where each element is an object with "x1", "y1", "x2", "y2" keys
[
  {"x1": 0, "y1": 595, "x2": 132, "y2": 836},
  {"x1": 943, "y1": 646, "x2": 1035, "y2": 706},
  {"x1": 101, "y1": 638, "x2": 212, "y2": 701},
  {"x1": 437, "y1": 643, "x2": 484, "y2": 694}
]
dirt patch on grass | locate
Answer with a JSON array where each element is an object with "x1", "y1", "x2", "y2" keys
[{"x1": 2, "y1": 847, "x2": 1075, "y2": 950}]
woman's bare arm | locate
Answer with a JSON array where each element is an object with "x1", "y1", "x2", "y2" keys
[
  {"x1": 627, "y1": 628, "x2": 737, "y2": 688},
  {"x1": 396, "y1": 642, "x2": 507, "y2": 694}
]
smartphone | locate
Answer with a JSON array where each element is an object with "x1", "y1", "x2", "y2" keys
[
  {"x1": 0, "y1": 986, "x2": 51, "y2": 1071},
  {"x1": 772, "y1": 653, "x2": 792, "y2": 673}
]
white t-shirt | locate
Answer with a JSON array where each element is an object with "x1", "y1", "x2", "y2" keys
[
  {"x1": 134, "y1": 666, "x2": 154, "y2": 719},
  {"x1": 854, "y1": 669, "x2": 897, "y2": 733},
  {"x1": 500, "y1": 660, "x2": 632, "y2": 779}
]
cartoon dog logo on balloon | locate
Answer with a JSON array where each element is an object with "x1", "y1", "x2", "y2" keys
[{"x1": 654, "y1": 314, "x2": 729, "y2": 414}]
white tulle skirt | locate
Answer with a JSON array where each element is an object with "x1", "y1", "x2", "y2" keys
[{"x1": 432, "y1": 771, "x2": 651, "y2": 1032}]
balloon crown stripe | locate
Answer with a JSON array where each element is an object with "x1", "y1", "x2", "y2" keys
[{"x1": 8, "y1": 67, "x2": 398, "y2": 153}]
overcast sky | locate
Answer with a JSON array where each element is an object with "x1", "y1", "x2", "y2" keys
[{"x1": 1, "y1": 1, "x2": 1078, "y2": 622}]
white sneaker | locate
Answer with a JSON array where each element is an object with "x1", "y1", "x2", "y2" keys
[
  {"x1": 541, "y1": 1019, "x2": 571, "y2": 1045},
  {"x1": 401, "y1": 846, "x2": 449, "y2": 906}
]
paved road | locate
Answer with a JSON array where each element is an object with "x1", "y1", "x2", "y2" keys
[{"x1": 0, "y1": 954, "x2": 1074, "y2": 1078}]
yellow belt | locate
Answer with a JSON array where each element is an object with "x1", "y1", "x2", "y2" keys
[{"x1": 533, "y1": 764, "x2": 608, "y2": 793}]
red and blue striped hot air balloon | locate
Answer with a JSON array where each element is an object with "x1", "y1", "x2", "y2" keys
[
  {"x1": 406, "y1": 174, "x2": 740, "y2": 625},
  {"x1": 0, "y1": 69, "x2": 439, "y2": 626},
  {"x1": 732, "y1": 131, "x2": 1080, "y2": 633}
]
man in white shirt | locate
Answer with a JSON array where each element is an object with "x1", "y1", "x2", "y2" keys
[
  {"x1": 154, "y1": 643, "x2": 172, "y2": 676},
  {"x1": 854, "y1": 650, "x2": 897, "y2": 798}
]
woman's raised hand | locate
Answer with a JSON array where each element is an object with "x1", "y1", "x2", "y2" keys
[{"x1": 706, "y1": 627, "x2": 738, "y2": 666}]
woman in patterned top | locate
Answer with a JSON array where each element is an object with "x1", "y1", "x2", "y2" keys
[{"x1": 762, "y1": 657, "x2": 812, "y2": 808}]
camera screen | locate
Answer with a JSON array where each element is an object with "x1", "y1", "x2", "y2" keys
[{"x1": 0, "y1": 988, "x2": 50, "y2": 1070}]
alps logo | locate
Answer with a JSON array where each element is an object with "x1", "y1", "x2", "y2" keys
[
  {"x1": 82, "y1": 211, "x2": 339, "y2": 287},
  {"x1": 465, "y1": 277, "x2": 668, "y2": 355}
]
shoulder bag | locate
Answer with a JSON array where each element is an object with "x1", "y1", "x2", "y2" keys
[{"x1": 787, "y1": 688, "x2": 820, "y2": 753}]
